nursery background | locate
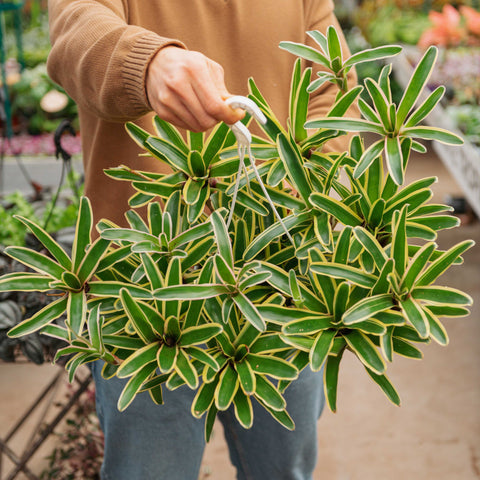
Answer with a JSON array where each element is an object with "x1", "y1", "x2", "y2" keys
[{"x1": 0, "y1": 1, "x2": 479, "y2": 479}]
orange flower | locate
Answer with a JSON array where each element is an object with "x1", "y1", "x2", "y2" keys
[
  {"x1": 418, "y1": 5, "x2": 467, "y2": 48},
  {"x1": 460, "y1": 6, "x2": 480, "y2": 37}
]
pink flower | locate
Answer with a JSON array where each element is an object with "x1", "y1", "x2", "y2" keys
[
  {"x1": 418, "y1": 5, "x2": 466, "y2": 48},
  {"x1": 460, "y1": 6, "x2": 480, "y2": 37}
]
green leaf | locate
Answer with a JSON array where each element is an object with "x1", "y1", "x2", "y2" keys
[
  {"x1": 309, "y1": 192, "x2": 362, "y2": 226},
  {"x1": 211, "y1": 210, "x2": 233, "y2": 268},
  {"x1": 277, "y1": 132, "x2": 313, "y2": 205},
  {"x1": 188, "y1": 131, "x2": 204, "y2": 152},
  {"x1": 364, "y1": 367, "x2": 401, "y2": 406},
  {"x1": 305, "y1": 117, "x2": 385, "y2": 135},
  {"x1": 396, "y1": 46, "x2": 438, "y2": 126},
  {"x1": 327, "y1": 25, "x2": 343, "y2": 63},
  {"x1": 405, "y1": 86, "x2": 445, "y2": 128},
  {"x1": 170, "y1": 219, "x2": 212, "y2": 249},
  {"x1": 232, "y1": 292, "x2": 266, "y2": 332},
  {"x1": 417, "y1": 240, "x2": 474, "y2": 286},
  {"x1": 246, "y1": 353, "x2": 298, "y2": 380},
  {"x1": 204, "y1": 404, "x2": 218, "y2": 442},
  {"x1": 15, "y1": 216, "x2": 71, "y2": 270},
  {"x1": 343, "y1": 294, "x2": 394, "y2": 325},
  {"x1": 88, "y1": 281, "x2": 152, "y2": 299},
  {"x1": 385, "y1": 136, "x2": 404, "y2": 185},
  {"x1": 179, "y1": 324, "x2": 223, "y2": 346},
  {"x1": 282, "y1": 316, "x2": 332, "y2": 335},
  {"x1": 426, "y1": 305, "x2": 469, "y2": 317},
  {"x1": 238, "y1": 272, "x2": 272, "y2": 291},
  {"x1": 192, "y1": 378, "x2": 218, "y2": 418},
  {"x1": 412, "y1": 286, "x2": 472, "y2": 306},
  {"x1": 311, "y1": 262, "x2": 376, "y2": 288},
  {"x1": 120, "y1": 288, "x2": 158, "y2": 343},
  {"x1": 392, "y1": 337, "x2": 423, "y2": 359},
  {"x1": 399, "y1": 296, "x2": 429, "y2": 338},
  {"x1": 344, "y1": 330, "x2": 385, "y2": 374},
  {"x1": 290, "y1": 60, "x2": 311, "y2": 142},
  {"x1": 353, "y1": 227, "x2": 388, "y2": 270},
  {"x1": 401, "y1": 242, "x2": 436, "y2": 291},
  {"x1": 423, "y1": 308, "x2": 449, "y2": 346},
  {"x1": 214, "y1": 254, "x2": 236, "y2": 285},
  {"x1": 131, "y1": 180, "x2": 177, "y2": 199},
  {"x1": 354, "y1": 139, "x2": 384, "y2": 179},
  {"x1": 365, "y1": 79, "x2": 391, "y2": 130},
  {"x1": 67, "y1": 290, "x2": 87, "y2": 336},
  {"x1": 125, "y1": 121, "x2": 150, "y2": 147},
  {"x1": 328, "y1": 86, "x2": 363, "y2": 118},
  {"x1": 233, "y1": 390, "x2": 253, "y2": 429},
  {"x1": 244, "y1": 211, "x2": 311, "y2": 261},
  {"x1": 157, "y1": 343, "x2": 178, "y2": 373},
  {"x1": 391, "y1": 204, "x2": 409, "y2": 271},
  {"x1": 117, "y1": 363, "x2": 157, "y2": 411},
  {"x1": 174, "y1": 349, "x2": 198, "y2": 389},
  {"x1": 8, "y1": 296, "x2": 68, "y2": 338},
  {"x1": 145, "y1": 137, "x2": 189, "y2": 173},
  {"x1": 344, "y1": 45, "x2": 402, "y2": 68},
  {"x1": 117, "y1": 342, "x2": 159, "y2": 378},
  {"x1": 0, "y1": 273, "x2": 53, "y2": 292},
  {"x1": 154, "y1": 284, "x2": 230, "y2": 301},
  {"x1": 72, "y1": 197, "x2": 93, "y2": 272},
  {"x1": 203, "y1": 122, "x2": 231, "y2": 165},
  {"x1": 235, "y1": 360, "x2": 256, "y2": 395},
  {"x1": 153, "y1": 116, "x2": 189, "y2": 154},
  {"x1": 279, "y1": 41, "x2": 330, "y2": 69},
  {"x1": 76, "y1": 237, "x2": 111, "y2": 284},
  {"x1": 254, "y1": 375, "x2": 286, "y2": 411},
  {"x1": 183, "y1": 178, "x2": 205, "y2": 205},
  {"x1": 184, "y1": 346, "x2": 220, "y2": 370},
  {"x1": 402, "y1": 126, "x2": 463, "y2": 145},
  {"x1": 310, "y1": 329, "x2": 336, "y2": 371},
  {"x1": 5, "y1": 247, "x2": 66, "y2": 280},
  {"x1": 324, "y1": 347, "x2": 344, "y2": 412},
  {"x1": 187, "y1": 184, "x2": 210, "y2": 224},
  {"x1": 215, "y1": 365, "x2": 239, "y2": 411}
]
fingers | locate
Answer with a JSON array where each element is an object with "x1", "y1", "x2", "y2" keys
[{"x1": 146, "y1": 47, "x2": 244, "y2": 132}]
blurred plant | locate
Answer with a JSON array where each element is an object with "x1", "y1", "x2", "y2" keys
[
  {"x1": 0, "y1": 249, "x2": 67, "y2": 364},
  {"x1": 0, "y1": 175, "x2": 82, "y2": 248},
  {"x1": 0, "y1": 181, "x2": 81, "y2": 363},
  {"x1": 41, "y1": 382, "x2": 103, "y2": 480},
  {"x1": 446, "y1": 104, "x2": 480, "y2": 144},
  {"x1": 0, "y1": 28, "x2": 474, "y2": 441},
  {"x1": 9, "y1": 64, "x2": 77, "y2": 135},
  {"x1": 355, "y1": 2, "x2": 431, "y2": 46},
  {"x1": 418, "y1": 4, "x2": 480, "y2": 48}
]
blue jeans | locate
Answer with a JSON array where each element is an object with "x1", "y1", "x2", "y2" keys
[{"x1": 91, "y1": 361, "x2": 325, "y2": 480}]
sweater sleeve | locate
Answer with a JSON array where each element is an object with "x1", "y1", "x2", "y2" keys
[
  {"x1": 303, "y1": 0, "x2": 360, "y2": 152},
  {"x1": 47, "y1": 0, "x2": 186, "y2": 122}
]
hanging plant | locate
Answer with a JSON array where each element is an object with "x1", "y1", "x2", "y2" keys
[{"x1": 0, "y1": 27, "x2": 473, "y2": 441}]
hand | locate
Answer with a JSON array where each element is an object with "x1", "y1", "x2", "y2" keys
[{"x1": 146, "y1": 47, "x2": 244, "y2": 132}]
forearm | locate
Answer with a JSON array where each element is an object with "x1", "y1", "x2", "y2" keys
[{"x1": 47, "y1": 0, "x2": 185, "y2": 122}]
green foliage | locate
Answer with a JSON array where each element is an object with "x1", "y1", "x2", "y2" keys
[
  {"x1": 0, "y1": 28, "x2": 474, "y2": 438},
  {"x1": 9, "y1": 64, "x2": 78, "y2": 134},
  {"x1": 0, "y1": 178, "x2": 82, "y2": 247}
]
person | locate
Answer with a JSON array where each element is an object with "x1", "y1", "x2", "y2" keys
[{"x1": 47, "y1": 1, "x2": 357, "y2": 479}]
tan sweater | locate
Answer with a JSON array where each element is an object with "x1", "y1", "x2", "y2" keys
[{"x1": 47, "y1": 0, "x2": 356, "y2": 227}]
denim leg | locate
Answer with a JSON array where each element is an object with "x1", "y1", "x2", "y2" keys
[
  {"x1": 91, "y1": 361, "x2": 206, "y2": 480},
  {"x1": 218, "y1": 367, "x2": 325, "y2": 480}
]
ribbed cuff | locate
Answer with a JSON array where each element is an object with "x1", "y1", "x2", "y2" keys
[{"x1": 122, "y1": 32, "x2": 186, "y2": 115}]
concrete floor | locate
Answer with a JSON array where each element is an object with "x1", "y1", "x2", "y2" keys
[{"x1": 1, "y1": 149, "x2": 479, "y2": 480}]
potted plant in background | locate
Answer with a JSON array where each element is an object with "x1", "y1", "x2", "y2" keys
[{"x1": 0, "y1": 27, "x2": 473, "y2": 441}]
